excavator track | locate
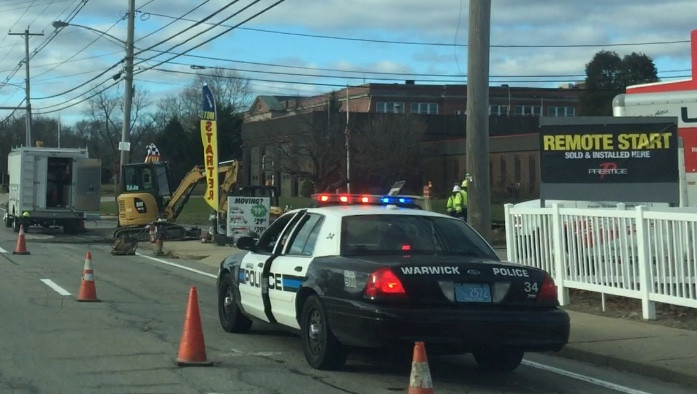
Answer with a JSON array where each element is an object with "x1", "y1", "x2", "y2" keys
[{"x1": 113, "y1": 223, "x2": 191, "y2": 242}]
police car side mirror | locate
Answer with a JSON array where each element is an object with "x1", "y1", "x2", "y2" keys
[{"x1": 236, "y1": 236, "x2": 256, "y2": 251}]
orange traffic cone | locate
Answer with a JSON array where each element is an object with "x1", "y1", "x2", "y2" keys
[
  {"x1": 12, "y1": 224, "x2": 30, "y2": 255},
  {"x1": 77, "y1": 252, "x2": 100, "y2": 302},
  {"x1": 176, "y1": 286, "x2": 213, "y2": 366},
  {"x1": 408, "y1": 341, "x2": 434, "y2": 394}
]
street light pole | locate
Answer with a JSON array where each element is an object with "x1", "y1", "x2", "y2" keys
[{"x1": 118, "y1": 0, "x2": 136, "y2": 195}]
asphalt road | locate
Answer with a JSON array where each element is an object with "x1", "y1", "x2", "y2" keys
[{"x1": 0, "y1": 225, "x2": 694, "y2": 393}]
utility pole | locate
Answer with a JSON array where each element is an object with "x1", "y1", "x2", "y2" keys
[
  {"x1": 9, "y1": 29, "x2": 43, "y2": 147},
  {"x1": 466, "y1": 0, "x2": 492, "y2": 241},
  {"x1": 118, "y1": 0, "x2": 136, "y2": 195}
]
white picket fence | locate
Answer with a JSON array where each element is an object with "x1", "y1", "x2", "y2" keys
[{"x1": 504, "y1": 203, "x2": 697, "y2": 319}]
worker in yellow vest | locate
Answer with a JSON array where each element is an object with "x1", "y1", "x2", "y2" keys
[{"x1": 446, "y1": 185, "x2": 466, "y2": 220}]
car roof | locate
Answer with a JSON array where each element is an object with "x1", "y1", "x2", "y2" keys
[{"x1": 297, "y1": 204, "x2": 449, "y2": 218}]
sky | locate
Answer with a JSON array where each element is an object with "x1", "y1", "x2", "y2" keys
[{"x1": 1, "y1": 0, "x2": 697, "y2": 126}]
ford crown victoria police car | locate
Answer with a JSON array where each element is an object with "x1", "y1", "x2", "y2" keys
[{"x1": 216, "y1": 194, "x2": 570, "y2": 371}]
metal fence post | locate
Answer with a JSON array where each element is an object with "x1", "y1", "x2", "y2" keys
[{"x1": 635, "y1": 205, "x2": 656, "y2": 319}]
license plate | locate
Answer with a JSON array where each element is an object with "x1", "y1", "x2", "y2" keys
[{"x1": 455, "y1": 283, "x2": 491, "y2": 303}]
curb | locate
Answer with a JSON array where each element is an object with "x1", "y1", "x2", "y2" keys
[{"x1": 557, "y1": 347, "x2": 697, "y2": 387}]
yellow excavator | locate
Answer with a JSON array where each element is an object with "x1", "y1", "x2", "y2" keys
[{"x1": 113, "y1": 160, "x2": 280, "y2": 241}]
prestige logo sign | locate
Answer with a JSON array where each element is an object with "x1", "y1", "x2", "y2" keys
[{"x1": 588, "y1": 162, "x2": 628, "y2": 180}]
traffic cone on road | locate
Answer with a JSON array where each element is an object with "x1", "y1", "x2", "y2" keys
[
  {"x1": 12, "y1": 224, "x2": 30, "y2": 255},
  {"x1": 175, "y1": 286, "x2": 213, "y2": 366},
  {"x1": 77, "y1": 251, "x2": 100, "y2": 302},
  {"x1": 408, "y1": 341, "x2": 434, "y2": 394}
]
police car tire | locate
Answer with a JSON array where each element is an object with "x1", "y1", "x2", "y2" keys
[
  {"x1": 473, "y1": 347, "x2": 524, "y2": 372},
  {"x1": 300, "y1": 295, "x2": 347, "y2": 370},
  {"x1": 218, "y1": 272, "x2": 252, "y2": 333}
]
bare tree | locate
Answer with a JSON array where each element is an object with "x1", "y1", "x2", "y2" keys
[
  {"x1": 182, "y1": 68, "x2": 251, "y2": 114},
  {"x1": 127, "y1": 86, "x2": 153, "y2": 155},
  {"x1": 82, "y1": 84, "x2": 152, "y2": 163},
  {"x1": 85, "y1": 85, "x2": 120, "y2": 157},
  {"x1": 271, "y1": 111, "x2": 346, "y2": 192},
  {"x1": 350, "y1": 114, "x2": 427, "y2": 193},
  {"x1": 152, "y1": 68, "x2": 251, "y2": 134}
]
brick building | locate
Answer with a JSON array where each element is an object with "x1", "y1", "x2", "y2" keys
[{"x1": 240, "y1": 82, "x2": 582, "y2": 201}]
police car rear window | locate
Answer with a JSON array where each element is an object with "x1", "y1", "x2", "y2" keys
[{"x1": 340, "y1": 215, "x2": 496, "y2": 258}]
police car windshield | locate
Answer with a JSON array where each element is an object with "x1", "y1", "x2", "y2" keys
[{"x1": 340, "y1": 215, "x2": 497, "y2": 258}]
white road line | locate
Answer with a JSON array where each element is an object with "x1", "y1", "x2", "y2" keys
[
  {"x1": 522, "y1": 360, "x2": 653, "y2": 394},
  {"x1": 0, "y1": 246, "x2": 7, "y2": 253},
  {"x1": 136, "y1": 252, "x2": 217, "y2": 279},
  {"x1": 40, "y1": 279, "x2": 71, "y2": 296}
]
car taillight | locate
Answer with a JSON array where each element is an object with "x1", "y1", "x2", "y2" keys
[
  {"x1": 536, "y1": 273, "x2": 558, "y2": 302},
  {"x1": 365, "y1": 267, "x2": 406, "y2": 298}
]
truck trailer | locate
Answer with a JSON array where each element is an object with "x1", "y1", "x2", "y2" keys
[
  {"x1": 5, "y1": 147, "x2": 101, "y2": 233},
  {"x1": 613, "y1": 29, "x2": 697, "y2": 206}
]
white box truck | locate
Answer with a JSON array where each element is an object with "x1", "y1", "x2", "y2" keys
[{"x1": 4, "y1": 147, "x2": 101, "y2": 233}]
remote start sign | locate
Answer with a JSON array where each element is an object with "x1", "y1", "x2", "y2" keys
[{"x1": 539, "y1": 117, "x2": 678, "y2": 204}]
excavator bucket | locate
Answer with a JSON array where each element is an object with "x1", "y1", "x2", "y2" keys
[{"x1": 111, "y1": 235, "x2": 138, "y2": 255}]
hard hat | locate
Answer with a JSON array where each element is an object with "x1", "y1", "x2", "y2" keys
[
  {"x1": 461, "y1": 179, "x2": 468, "y2": 188},
  {"x1": 452, "y1": 185, "x2": 461, "y2": 192},
  {"x1": 22, "y1": 211, "x2": 30, "y2": 217}
]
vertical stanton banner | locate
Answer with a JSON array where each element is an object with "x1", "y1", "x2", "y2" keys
[{"x1": 200, "y1": 85, "x2": 219, "y2": 211}]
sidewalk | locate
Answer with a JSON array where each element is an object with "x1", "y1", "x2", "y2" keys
[{"x1": 134, "y1": 237, "x2": 697, "y2": 386}]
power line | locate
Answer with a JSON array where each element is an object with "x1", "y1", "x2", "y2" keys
[
  {"x1": 132, "y1": 0, "x2": 286, "y2": 78},
  {"x1": 136, "y1": 0, "x2": 211, "y2": 43},
  {"x1": 34, "y1": 0, "x2": 287, "y2": 114},
  {"x1": 145, "y1": 10, "x2": 691, "y2": 49},
  {"x1": 31, "y1": 0, "x2": 267, "y2": 107},
  {"x1": 132, "y1": 0, "x2": 245, "y2": 62}
]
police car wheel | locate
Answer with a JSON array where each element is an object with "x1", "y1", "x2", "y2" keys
[
  {"x1": 473, "y1": 347, "x2": 524, "y2": 372},
  {"x1": 12, "y1": 218, "x2": 20, "y2": 233},
  {"x1": 300, "y1": 295, "x2": 347, "y2": 370},
  {"x1": 218, "y1": 272, "x2": 252, "y2": 333}
]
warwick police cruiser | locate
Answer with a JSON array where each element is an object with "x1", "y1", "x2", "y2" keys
[{"x1": 216, "y1": 193, "x2": 569, "y2": 371}]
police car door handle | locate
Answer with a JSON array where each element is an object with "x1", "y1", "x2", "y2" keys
[
  {"x1": 294, "y1": 266, "x2": 302, "y2": 272},
  {"x1": 258, "y1": 262, "x2": 264, "y2": 268}
]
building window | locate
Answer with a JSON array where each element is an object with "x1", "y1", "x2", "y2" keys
[
  {"x1": 376, "y1": 102, "x2": 405, "y2": 113},
  {"x1": 489, "y1": 104, "x2": 509, "y2": 116},
  {"x1": 410, "y1": 102, "x2": 439, "y2": 114},
  {"x1": 547, "y1": 106, "x2": 576, "y2": 117},
  {"x1": 514, "y1": 105, "x2": 541, "y2": 116}
]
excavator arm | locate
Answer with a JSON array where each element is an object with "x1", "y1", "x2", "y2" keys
[{"x1": 163, "y1": 161, "x2": 239, "y2": 221}]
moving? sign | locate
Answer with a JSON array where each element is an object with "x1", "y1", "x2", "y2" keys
[{"x1": 226, "y1": 196, "x2": 271, "y2": 239}]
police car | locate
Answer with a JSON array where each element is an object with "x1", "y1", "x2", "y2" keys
[{"x1": 216, "y1": 194, "x2": 570, "y2": 371}]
